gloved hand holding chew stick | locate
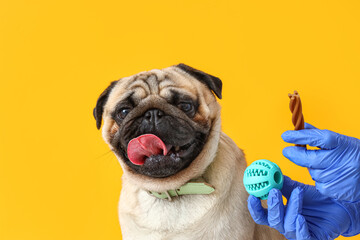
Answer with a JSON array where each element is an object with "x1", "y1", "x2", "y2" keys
[{"x1": 288, "y1": 91, "x2": 306, "y2": 147}]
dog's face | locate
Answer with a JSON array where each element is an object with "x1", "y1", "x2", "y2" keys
[{"x1": 94, "y1": 64, "x2": 223, "y2": 191}]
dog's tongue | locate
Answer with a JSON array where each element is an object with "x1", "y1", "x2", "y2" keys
[{"x1": 127, "y1": 134, "x2": 168, "y2": 165}]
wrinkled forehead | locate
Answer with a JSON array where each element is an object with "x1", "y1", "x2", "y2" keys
[{"x1": 105, "y1": 67, "x2": 203, "y2": 110}]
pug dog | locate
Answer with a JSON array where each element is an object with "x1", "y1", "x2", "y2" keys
[{"x1": 93, "y1": 64, "x2": 285, "y2": 240}]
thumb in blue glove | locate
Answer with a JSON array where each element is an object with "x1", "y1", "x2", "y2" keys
[
  {"x1": 282, "y1": 123, "x2": 360, "y2": 203},
  {"x1": 247, "y1": 176, "x2": 360, "y2": 240}
]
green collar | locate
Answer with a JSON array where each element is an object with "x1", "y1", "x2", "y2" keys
[{"x1": 149, "y1": 182, "x2": 215, "y2": 201}]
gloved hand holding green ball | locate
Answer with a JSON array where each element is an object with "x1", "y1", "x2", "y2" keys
[{"x1": 244, "y1": 160, "x2": 360, "y2": 239}]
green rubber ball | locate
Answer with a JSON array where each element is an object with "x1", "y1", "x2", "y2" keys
[{"x1": 243, "y1": 159, "x2": 284, "y2": 200}]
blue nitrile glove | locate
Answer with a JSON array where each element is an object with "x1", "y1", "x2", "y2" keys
[
  {"x1": 282, "y1": 123, "x2": 360, "y2": 202},
  {"x1": 247, "y1": 176, "x2": 360, "y2": 239}
]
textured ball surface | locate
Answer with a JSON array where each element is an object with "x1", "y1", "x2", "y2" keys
[{"x1": 243, "y1": 159, "x2": 284, "y2": 200}]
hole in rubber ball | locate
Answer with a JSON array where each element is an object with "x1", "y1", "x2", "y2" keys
[{"x1": 274, "y1": 171, "x2": 281, "y2": 184}]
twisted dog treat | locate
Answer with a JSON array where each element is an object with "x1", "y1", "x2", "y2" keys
[{"x1": 288, "y1": 91, "x2": 305, "y2": 147}]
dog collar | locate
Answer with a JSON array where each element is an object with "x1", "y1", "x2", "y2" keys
[{"x1": 149, "y1": 182, "x2": 215, "y2": 201}]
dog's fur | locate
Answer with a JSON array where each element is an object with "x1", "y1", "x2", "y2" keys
[{"x1": 94, "y1": 64, "x2": 285, "y2": 239}]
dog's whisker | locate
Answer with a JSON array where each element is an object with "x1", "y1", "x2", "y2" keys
[{"x1": 94, "y1": 150, "x2": 114, "y2": 160}]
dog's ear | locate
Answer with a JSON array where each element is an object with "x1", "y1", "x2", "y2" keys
[
  {"x1": 175, "y1": 63, "x2": 222, "y2": 99},
  {"x1": 93, "y1": 81, "x2": 118, "y2": 129}
]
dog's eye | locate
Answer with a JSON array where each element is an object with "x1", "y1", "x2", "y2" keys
[
  {"x1": 118, "y1": 108, "x2": 131, "y2": 119},
  {"x1": 178, "y1": 102, "x2": 193, "y2": 113}
]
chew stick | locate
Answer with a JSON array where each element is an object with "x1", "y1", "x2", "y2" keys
[{"x1": 288, "y1": 91, "x2": 306, "y2": 147}]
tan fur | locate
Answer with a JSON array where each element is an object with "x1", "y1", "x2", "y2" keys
[{"x1": 99, "y1": 66, "x2": 285, "y2": 239}]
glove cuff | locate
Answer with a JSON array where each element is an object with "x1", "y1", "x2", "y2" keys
[{"x1": 340, "y1": 200, "x2": 360, "y2": 237}]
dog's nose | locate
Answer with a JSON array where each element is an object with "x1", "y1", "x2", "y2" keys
[{"x1": 144, "y1": 109, "x2": 164, "y2": 125}]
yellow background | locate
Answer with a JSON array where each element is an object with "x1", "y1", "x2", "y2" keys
[{"x1": 1, "y1": 0, "x2": 359, "y2": 239}]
